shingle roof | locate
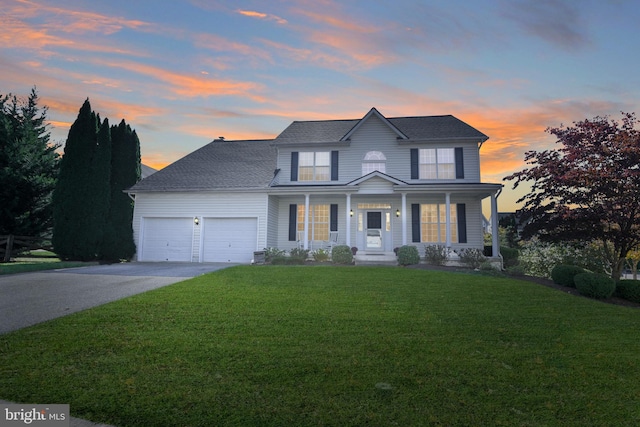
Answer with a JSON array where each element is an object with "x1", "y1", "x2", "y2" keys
[
  {"x1": 128, "y1": 139, "x2": 276, "y2": 192},
  {"x1": 274, "y1": 113, "x2": 488, "y2": 144}
]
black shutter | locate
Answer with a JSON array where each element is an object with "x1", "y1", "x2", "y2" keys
[
  {"x1": 411, "y1": 204, "x2": 421, "y2": 242},
  {"x1": 455, "y1": 147, "x2": 464, "y2": 179},
  {"x1": 289, "y1": 204, "x2": 297, "y2": 241},
  {"x1": 456, "y1": 203, "x2": 467, "y2": 243},
  {"x1": 331, "y1": 151, "x2": 339, "y2": 181},
  {"x1": 291, "y1": 152, "x2": 299, "y2": 181},
  {"x1": 410, "y1": 149, "x2": 419, "y2": 179},
  {"x1": 330, "y1": 204, "x2": 338, "y2": 231}
]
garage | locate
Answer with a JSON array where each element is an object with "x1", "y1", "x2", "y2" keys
[
  {"x1": 202, "y1": 218, "x2": 257, "y2": 263},
  {"x1": 140, "y1": 217, "x2": 193, "y2": 262}
]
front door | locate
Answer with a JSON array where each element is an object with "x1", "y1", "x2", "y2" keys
[{"x1": 366, "y1": 211, "x2": 383, "y2": 250}]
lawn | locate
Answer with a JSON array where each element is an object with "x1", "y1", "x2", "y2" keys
[
  {"x1": 0, "y1": 250, "x2": 93, "y2": 275},
  {"x1": 0, "y1": 266, "x2": 639, "y2": 426}
]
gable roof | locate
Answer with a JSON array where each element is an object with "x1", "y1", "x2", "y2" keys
[
  {"x1": 128, "y1": 139, "x2": 276, "y2": 192},
  {"x1": 341, "y1": 107, "x2": 408, "y2": 141},
  {"x1": 273, "y1": 108, "x2": 488, "y2": 145}
]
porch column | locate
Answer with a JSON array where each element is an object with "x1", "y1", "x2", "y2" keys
[
  {"x1": 445, "y1": 192, "x2": 452, "y2": 248},
  {"x1": 401, "y1": 192, "x2": 407, "y2": 246},
  {"x1": 304, "y1": 193, "x2": 310, "y2": 250},
  {"x1": 491, "y1": 190, "x2": 501, "y2": 258},
  {"x1": 345, "y1": 193, "x2": 352, "y2": 247}
]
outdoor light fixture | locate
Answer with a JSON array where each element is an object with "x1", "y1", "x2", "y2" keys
[
  {"x1": 194, "y1": 217, "x2": 200, "y2": 225},
  {"x1": 350, "y1": 210, "x2": 354, "y2": 217},
  {"x1": 396, "y1": 209, "x2": 400, "y2": 217}
]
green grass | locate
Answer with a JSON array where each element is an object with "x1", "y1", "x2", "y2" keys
[{"x1": 1, "y1": 266, "x2": 639, "y2": 426}]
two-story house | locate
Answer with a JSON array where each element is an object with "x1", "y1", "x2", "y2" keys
[{"x1": 127, "y1": 108, "x2": 503, "y2": 264}]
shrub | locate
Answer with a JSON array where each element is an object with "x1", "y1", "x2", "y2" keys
[
  {"x1": 574, "y1": 272, "x2": 616, "y2": 299},
  {"x1": 457, "y1": 248, "x2": 486, "y2": 269},
  {"x1": 312, "y1": 248, "x2": 330, "y2": 262},
  {"x1": 331, "y1": 245, "x2": 353, "y2": 265},
  {"x1": 264, "y1": 247, "x2": 286, "y2": 263},
  {"x1": 551, "y1": 264, "x2": 586, "y2": 287},
  {"x1": 616, "y1": 280, "x2": 640, "y2": 303},
  {"x1": 289, "y1": 248, "x2": 310, "y2": 263},
  {"x1": 397, "y1": 245, "x2": 420, "y2": 266},
  {"x1": 424, "y1": 245, "x2": 449, "y2": 266},
  {"x1": 500, "y1": 246, "x2": 519, "y2": 268},
  {"x1": 505, "y1": 265, "x2": 525, "y2": 276}
]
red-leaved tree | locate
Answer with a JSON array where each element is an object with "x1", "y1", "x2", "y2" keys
[{"x1": 504, "y1": 113, "x2": 640, "y2": 279}]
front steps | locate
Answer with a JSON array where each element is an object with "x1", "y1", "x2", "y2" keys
[{"x1": 354, "y1": 251, "x2": 397, "y2": 266}]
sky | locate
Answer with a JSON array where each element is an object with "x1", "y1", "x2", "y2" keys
[{"x1": 2, "y1": 0, "x2": 639, "y2": 213}]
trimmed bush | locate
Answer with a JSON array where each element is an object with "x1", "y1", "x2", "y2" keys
[
  {"x1": 331, "y1": 245, "x2": 353, "y2": 265},
  {"x1": 397, "y1": 245, "x2": 420, "y2": 266},
  {"x1": 616, "y1": 280, "x2": 640, "y2": 303},
  {"x1": 312, "y1": 248, "x2": 330, "y2": 262},
  {"x1": 288, "y1": 248, "x2": 309, "y2": 264},
  {"x1": 500, "y1": 246, "x2": 519, "y2": 268},
  {"x1": 264, "y1": 247, "x2": 286, "y2": 263},
  {"x1": 551, "y1": 264, "x2": 586, "y2": 287},
  {"x1": 424, "y1": 245, "x2": 449, "y2": 266},
  {"x1": 505, "y1": 265, "x2": 525, "y2": 276},
  {"x1": 457, "y1": 248, "x2": 486, "y2": 269},
  {"x1": 574, "y1": 272, "x2": 616, "y2": 299}
]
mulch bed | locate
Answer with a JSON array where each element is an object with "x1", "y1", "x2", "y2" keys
[{"x1": 407, "y1": 263, "x2": 640, "y2": 309}]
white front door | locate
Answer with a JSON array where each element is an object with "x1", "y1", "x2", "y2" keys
[{"x1": 365, "y1": 211, "x2": 383, "y2": 250}]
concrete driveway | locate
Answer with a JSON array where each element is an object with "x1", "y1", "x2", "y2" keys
[{"x1": 0, "y1": 262, "x2": 235, "y2": 334}]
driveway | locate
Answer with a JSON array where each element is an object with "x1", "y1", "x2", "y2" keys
[{"x1": 0, "y1": 262, "x2": 235, "y2": 334}]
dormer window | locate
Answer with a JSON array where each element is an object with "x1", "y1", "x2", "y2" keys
[{"x1": 362, "y1": 151, "x2": 386, "y2": 175}]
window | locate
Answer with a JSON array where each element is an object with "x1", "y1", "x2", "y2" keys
[
  {"x1": 298, "y1": 204, "x2": 329, "y2": 240},
  {"x1": 362, "y1": 151, "x2": 386, "y2": 175},
  {"x1": 419, "y1": 148, "x2": 455, "y2": 179},
  {"x1": 299, "y1": 152, "x2": 330, "y2": 181},
  {"x1": 420, "y1": 204, "x2": 457, "y2": 243}
]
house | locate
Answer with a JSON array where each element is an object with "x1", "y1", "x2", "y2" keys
[{"x1": 127, "y1": 108, "x2": 503, "y2": 264}]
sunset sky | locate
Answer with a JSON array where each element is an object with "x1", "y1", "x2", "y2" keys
[{"x1": 2, "y1": 0, "x2": 639, "y2": 212}]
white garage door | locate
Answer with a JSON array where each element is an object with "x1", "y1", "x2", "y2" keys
[
  {"x1": 141, "y1": 217, "x2": 193, "y2": 262},
  {"x1": 203, "y1": 218, "x2": 257, "y2": 263}
]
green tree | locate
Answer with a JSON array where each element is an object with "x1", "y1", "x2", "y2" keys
[
  {"x1": 52, "y1": 100, "x2": 111, "y2": 260},
  {"x1": 100, "y1": 119, "x2": 140, "y2": 261},
  {"x1": 0, "y1": 88, "x2": 59, "y2": 237}
]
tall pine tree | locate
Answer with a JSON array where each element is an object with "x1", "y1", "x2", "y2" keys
[
  {"x1": 0, "y1": 88, "x2": 59, "y2": 237},
  {"x1": 101, "y1": 119, "x2": 140, "y2": 261},
  {"x1": 52, "y1": 100, "x2": 111, "y2": 260}
]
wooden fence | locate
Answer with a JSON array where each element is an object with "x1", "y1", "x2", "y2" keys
[{"x1": 0, "y1": 235, "x2": 54, "y2": 262}]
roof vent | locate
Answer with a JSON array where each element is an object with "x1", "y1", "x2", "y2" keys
[{"x1": 214, "y1": 136, "x2": 225, "y2": 142}]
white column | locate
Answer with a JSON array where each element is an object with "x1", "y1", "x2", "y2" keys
[
  {"x1": 445, "y1": 192, "x2": 452, "y2": 248},
  {"x1": 304, "y1": 194, "x2": 310, "y2": 250},
  {"x1": 345, "y1": 194, "x2": 352, "y2": 247},
  {"x1": 401, "y1": 193, "x2": 407, "y2": 246},
  {"x1": 491, "y1": 191, "x2": 500, "y2": 259}
]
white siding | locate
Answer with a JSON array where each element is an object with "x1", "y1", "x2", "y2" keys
[
  {"x1": 275, "y1": 114, "x2": 481, "y2": 186},
  {"x1": 132, "y1": 192, "x2": 268, "y2": 262}
]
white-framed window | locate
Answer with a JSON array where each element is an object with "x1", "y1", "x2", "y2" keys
[
  {"x1": 362, "y1": 151, "x2": 386, "y2": 175},
  {"x1": 297, "y1": 204, "x2": 329, "y2": 240},
  {"x1": 419, "y1": 148, "x2": 455, "y2": 179},
  {"x1": 420, "y1": 204, "x2": 457, "y2": 243},
  {"x1": 299, "y1": 152, "x2": 330, "y2": 181}
]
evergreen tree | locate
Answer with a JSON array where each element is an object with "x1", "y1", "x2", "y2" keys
[
  {"x1": 101, "y1": 119, "x2": 140, "y2": 261},
  {"x1": 0, "y1": 88, "x2": 59, "y2": 237},
  {"x1": 52, "y1": 100, "x2": 111, "y2": 260}
]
